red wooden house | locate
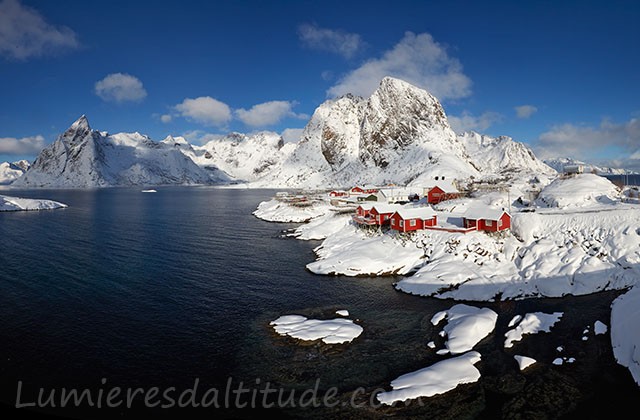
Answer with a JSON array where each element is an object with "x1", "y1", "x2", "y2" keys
[
  {"x1": 329, "y1": 190, "x2": 348, "y2": 197},
  {"x1": 350, "y1": 185, "x2": 379, "y2": 195},
  {"x1": 355, "y1": 203, "x2": 374, "y2": 217},
  {"x1": 426, "y1": 181, "x2": 460, "y2": 204},
  {"x1": 369, "y1": 204, "x2": 401, "y2": 225},
  {"x1": 462, "y1": 206, "x2": 511, "y2": 232},
  {"x1": 390, "y1": 207, "x2": 438, "y2": 232}
]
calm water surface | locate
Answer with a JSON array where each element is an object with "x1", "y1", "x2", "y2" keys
[{"x1": 0, "y1": 187, "x2": 637, "y2": 419}]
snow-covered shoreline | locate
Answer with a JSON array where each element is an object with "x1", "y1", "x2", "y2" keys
[
  {"x1": 253, "y1": 179, "x2": 640, "y2": 392},
  {"x1": 0, "y1": 194, "x2": 67, "y2": 212}
]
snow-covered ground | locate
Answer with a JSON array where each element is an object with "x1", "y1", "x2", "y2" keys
[
  {"x1": 0, "y1": 194, "x2": 67, "y2": 212},
  {"x1": 253, "y1": 198, "x2": 331, "y2": 223},
  {"x1": 289, "y1": 211, "x2": 351, "y2": 240},
  {"x1": 430, "y1": 304, "x2": 498, "y2": 355},
  {"x1": 611, "y1": 286, "x2": 640, "y2": 385},
  {"x1": 270, "y1": 314, "x2": 363, "y2": 344},
  {"x1": 504, "y1": 312, "x2": 563, "y2": 348},
  {"x1": 536, "y1": 173, "x2": 619, "y2": 208},
  {"x1": 513, "y1": 355, "x2": 537, "y2": 371},
  {"x1": 376, "y1": 351, "x2": 482, "y2": 405}
]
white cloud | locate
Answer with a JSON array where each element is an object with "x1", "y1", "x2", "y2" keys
[
  {"x1": 160, "y1": 114, "x2": 172, "y2": 123},
  {"x1": 298, "y1": 23, "x2": 363, "y2": 59},
  {"x1": 535, "y1": 117, "x2": 640, "y2": 160},
  {"x1": 235, "y1": 101, "x2": 308, "y2": 127},
  {"x1": 327, "y1": 32, "x2": 471, "y2": 101},
  {"x1": 0, "y1": 0, "x2": 79, "y2": 60},
  {"x1": 630, "y1": 150, "x2": 640, "y2": 160},
  {"x1": 448, "y1": 111, "x2": 503, "y2": 134},
  {"x1": 515, "y1": 105, "x2": 538, "y2": 119},
  {"x1": 174, "y1": 96, "x2": 232, "y2": 127},
  {"x1": 181, "y1": 130, "x2": 224, "y2": 146},
  {"x1": 95, "y1": 73, "x2": 147, "y2": 103},
  {"x1": 0, "y1": 135, "x2": 45, "y2": 154},
  {"x1": 281, "y1": 128, "x2": 304, "y2": 143}
]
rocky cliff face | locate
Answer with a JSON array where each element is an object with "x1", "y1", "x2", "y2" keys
[
  {"x1": 0, "y1": 160, "x2": 30, "y2": 184},
  {"x1": 14, "y1": 116, "x2": 226, "y2": 188}
]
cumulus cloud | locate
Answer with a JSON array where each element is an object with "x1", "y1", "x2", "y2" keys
[
  {"x1": 327, "y1": 32, "x2": 472, "y2": 101},
  {"x1": 448, "y1": 111, "x2": 503, "y2": 134},
  {"x1": 0, "y1": 135, "x2": 45, "y2": 155},
  {"x1": 281, "y1": 128, "x2": 304, "y2": 143},
  {"x1": 298, "y1": 23, "x2": 363, "y2": 59},
  {"x1": 174, "y1": 96, "x2": 232, "y2": 127},
  {"x1": 235, "y1": 101, "x2": 308, "y2": 127},
  {"x1": 515, "y1": 105, "x2": 537, "y2": 119},
  {"x1": 160, "y1": 114, "x2": 172, "y2": 123},
  {"x1": 0, "y1": 0, "x2": 79, "y2": 60},
  {"x1": 95, "y1": 73, "x2": 147, "y2": 103},
  {"x1": 181, "y1": 130, "x2": 225, "y2": 146},
  {"x1": 534, "y1": 117, "x2": 640, "y2": 161}
]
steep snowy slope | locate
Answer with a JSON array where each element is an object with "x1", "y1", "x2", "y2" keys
[
  {"x1": 0, "y1": 160, "x2": 30, "y2": 184},
  {"x1": 14, "y1": 116, "x2": 227, "y2": 188}
]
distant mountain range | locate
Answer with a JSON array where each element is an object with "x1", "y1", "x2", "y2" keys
[
  {"x1": 543, "y1": 157, "x2": 637, "y2": 175},
  {"x1": 0, "y1": 160, "x2": 30, "y2": 185},
  {"x1": 6, "y1": 76, "x2": 611, "y2": 189}
]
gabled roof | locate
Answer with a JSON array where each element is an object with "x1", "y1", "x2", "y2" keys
[
  {"x1": 464, "y1": 204, "x2": 510, "y2": 221},
  {"x1": 356, "y1": 203, "x2": 375, "y2": 210},
  {"x1": 370, "y1": 203, "x2": 402, "y2": 214},
  {"x1": 429, "y1": 180, "x2": 459, "y2": 194},
  {"x1": 394, "y1": 206, "x2": 437, "y2": 220}
]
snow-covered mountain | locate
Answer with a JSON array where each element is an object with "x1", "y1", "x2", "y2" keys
[
  {"x1": 251, "y1": 77, "x2": 552, "y2": 188},
  {"x1": 0, "y1": 160, "x2": 30, "y2": 184},
  {"x1": 544, "y1": 157, "x2": 636, "y2": 175},
  {"x1": 13, "y1": 116, "x2": 228, "y2": 188}
]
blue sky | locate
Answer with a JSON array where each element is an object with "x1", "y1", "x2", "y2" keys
[{"x1": 1, "y1": 0, "x2": 639, "y2": 169}]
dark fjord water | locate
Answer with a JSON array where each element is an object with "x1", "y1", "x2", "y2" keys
[{"x1": 0, "y1": 187, "x2": 637, "y2": 419}]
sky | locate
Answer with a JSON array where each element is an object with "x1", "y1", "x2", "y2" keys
[{"x1": 1, "y1": 0, "x2": 639, "y2": 170}]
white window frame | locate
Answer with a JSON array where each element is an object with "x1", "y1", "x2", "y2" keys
[
  {"x1": 399, "y1": 220, "x2": 404, "y2": 227},
  {"x1": 410, "y1": 219, "x2": 416, "y2": 227},
  {"x1": 486, "y1": 220, "x2": 493, "y2": 226}
]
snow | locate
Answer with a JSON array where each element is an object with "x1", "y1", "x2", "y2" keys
[
  {"x1": 376, "y1": 351, "x2": 482, "y2": 405},
  {"x1": 427, "y1": 341, "x2": 436, "y2": 349},
  {"x1": 0, "y1": 194, "x2": 67, "y2": 212},
  {"x1": 270, "y1": 314, "x2": 363, "y2": 345},
  {"x1": 0, "y1": 160, "x2": 30, "y2": 184},
  {"x1": 252, "y1": 198, "x2": 331, "y2": 223},
  {"x1": 594, "y1": 320, "x2": 608, "y2": 335},
  {"x1": 141, "y1": 189, "x2": 157, "y2": 193},
  {"x1": 504, "y1": 312, "x2": 563, "y2": 348},
  {"x1": 430, "y1": 304, "x2": 498, "y2": 355},
  {"x1": 306, "y1": 228, "x2": 425, "y2": 276},
  {"x1": 335, "y1": 310, "x2": 349, "y2": 317},
  {"x1": 508, "y1": 315, "x2": 523, "y2": 328},
  {"x1": 514, "y1": 355, "x2": 537, "y2": 371},
  {"x1": 552, "y1": 358, "x2": 564, "y2": 366},
  {"x1": 536, "y1": 174, "x2": 620, "y2": 208},
  {"x1": 611, "y1": 285, "x2": 640, "y2": 385},
  {"x1": 290, "y1": 211, "x2": 351, "y2": 240}
]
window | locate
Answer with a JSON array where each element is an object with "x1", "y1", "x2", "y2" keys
[
  {"x1": 486, "y1": 220, "x2": 493, "y2": 226},
  {"x1": 410, "y1": 219, "x2": 416, "y2": 227},
  {"x1": 498, "y1": 219, "x2": 503, "y2": 227},
  {"x1": 391, "y1": 219, "x2": 395, "y2": 226},
  {"x1": 399, "y1": 220, "x2": 404, "y2": 227},
  {"x1": 384, "y1": 214, "x2": 389, "y2": 220}
]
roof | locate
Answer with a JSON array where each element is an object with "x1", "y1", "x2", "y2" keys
[
  {"x1": 429, "y1": 180, "x2": 459, "y2": 193},
  {"x1": 377, "y1": 187, "x2": 420, "y2": 197},
  {"x1": 394, "y1": 206, "x2": 437, "y2": 220},
  {"x1": 357, "y1": 203, "x2": 375, "y2": 210},
  {"x1": 464, "y1": 205, "x2": 510, "y2": 221},
  {"x1": 370, "y1": 203, "x2": 402, "y2": 214}
]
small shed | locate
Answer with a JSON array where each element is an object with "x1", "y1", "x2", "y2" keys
[
  {"x1": 355, "y1": 203, "x2": 375, "y2": 217},
  {"x1": 563, "y1": 164, "x2": 584, "y2": 175},
  {"x1": 329, "y1": 190, "x2": 348, "y2": 197},
  {"x1": 462, "y1": 206, "x2": 511, "y2": 232},
  {"x1": 390, "y1": 207, "x2": 438, "y2": 232}
]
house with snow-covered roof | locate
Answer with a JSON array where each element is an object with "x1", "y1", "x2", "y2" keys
[
  {"x1": 425, "y1": 180, "x2": 460, "y2": 204},
  {"x1": 462, "y1": 206, "x2": 511, "y2": 232},
  {"x1": 355, "y1": 203, "x2": 375, "y2": 217},
  {"x1": 390, "y1": 207, "x2": 438, "y2": 232},
  {"x1": 369, "y1": 203, "x2": 402, "y2": 225},
  {"x1": 376, "y1": 187, "x2": 420, "y2": 203}
]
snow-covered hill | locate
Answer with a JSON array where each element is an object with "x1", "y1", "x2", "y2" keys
[
  {"x1": 251, "y1": 77, "x2": 552, "y2": 188},
  {"x1": 0, "y1": 160, "x2": 30, "y2": 184},
  {"x1": 544, "y1": 157, "x2": 636, "y2": 175},
  {"x1": 13, "y1": 116, "x2": 228, "y2": 188}
]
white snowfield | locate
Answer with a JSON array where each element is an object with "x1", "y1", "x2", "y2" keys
[
  {"x1": 289, "y1": 212, "x2": 351, "y2": 240},
  {"x1": 0, "y1": 194, "x2": 67, "y2": 212},
  {"x1": 376, "y1": 351, "x2": 482, "y2": 405},
  {"x1": 270, "y1": 314, "x2": 363, "y2": 345},
  {"x1": 536, "y1": 174, "x2": 620, "y2": 208},
  {"x1": 504, "y1": 312, "x2": 563, "y2": 348},
  {"x1": 611, "y1": 286, "x2": 640, "y2": 385},
  {"x1": 430, "y1": 304, "x2": 498, "y2": 355},
  {"x1": 252, "y1": 198, "x2": 330, "y2": 223}
]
